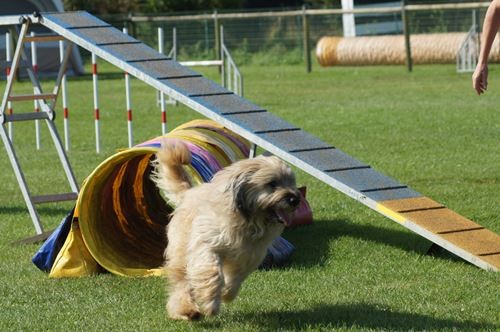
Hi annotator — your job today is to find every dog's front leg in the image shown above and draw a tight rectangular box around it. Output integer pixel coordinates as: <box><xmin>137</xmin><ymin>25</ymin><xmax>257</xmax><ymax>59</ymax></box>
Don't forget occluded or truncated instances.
<box><xmin>187</xmin><ymin>248</ymin><xmax>223</xmax><ymax>317</ymax></box>
<box><xmin>221</xmin><ymin>263</ymin><xmax>249</xmax><ymax>303</ymax></box>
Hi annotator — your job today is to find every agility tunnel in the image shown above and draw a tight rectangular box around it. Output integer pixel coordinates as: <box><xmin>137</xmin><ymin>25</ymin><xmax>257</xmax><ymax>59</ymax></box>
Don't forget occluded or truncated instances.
<box><xmin>316</xmin><ymin>33</ymin><xmax>500</xmax><ymax>66</ymax></box>
<box><xmin>33</xmin><ymin>120</ymin><xmax>310</xmax><ymax>277</ymax></box>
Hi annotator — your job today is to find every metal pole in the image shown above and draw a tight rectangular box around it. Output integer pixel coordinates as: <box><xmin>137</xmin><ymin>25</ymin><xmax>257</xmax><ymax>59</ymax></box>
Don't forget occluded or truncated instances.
<box><xmin>158</xmin><ymin>27</ymin><xmax>167</xmax><ymax>135</ymax></box>
<box><xmin>5</xmin><ymin>32</ymin><xmax>13</xmax><ymax>140</ymax></box>
<box><xmin>91</xmin><ymin>53</ymin><xmax>101</xmax><ymax>153</ymax></box>
<box><xmin>59</xmin><ymin>40</ymin><xmax>70</xmax><ymax>151</ymax></box>
<box><xmin>214</xmin><ymin>10</ymin><xmax>221</xmax><ymax>62</ymax></box>
<box><xmin>302</xmin><ymin>5</ymin><xmax>312</xmax><ymax>73</ymax></box>
<box><xmin>30</xmin><ymin>31</ymin><xmax>41</xmax><ymax>149</ymax></box>
<box><xmin>173</xmin><ymin>27</ymin><xmax>177</xmax><ymax>61</ymax></box>
<box><xmin>402</xmin><ymin>0</ymin><xmax>413</xmax><ymax>72</ymax></box>
<box><xmin>220</xmin><ymin>25</ymin><xmax>225</xmax><ymax>87</ymax></box>
<box><xmin>123</xmin><ymin>27</ymin><xmax>133</xmax><ymax>148</ymax></box>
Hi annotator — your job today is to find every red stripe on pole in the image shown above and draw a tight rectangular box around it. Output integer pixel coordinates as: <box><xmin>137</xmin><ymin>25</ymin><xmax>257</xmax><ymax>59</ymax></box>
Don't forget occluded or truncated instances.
<box><xmin>127</xmin><ymin>109</ymin><xmax>132</xmax><ymax>121</ymax></box>
<box><xmin>6</xmin><ymin>67</ymin><xmax>10</xmax><ymax>76</ymax></box>
<box><xmin>95</xmin><ymin>108</ymin><xmax>100</xmax><ymax>120</ymax></box>
<box><xmin>33</xmin><ymin>64</ymin><xmax>38</xmax><ymax>74</ymax></box>
<box><xmin>35</xmin><ymin>107</ymin><xmax>40</xmax><ymax>113</ymax></box>
<box><xmin>92</xmin><ymin>63</ymin><xmax>98</xmax><ymax>74</ymax></box>
<box><xmin>161</xmin><ymin>111</ymin><xmax>167</xmax><ymax>123</ymax></box>
<box><xmin>8</xmin><ymin>108</ymin><xmax>13</xmax><ymax>115</ymax></box>
<box><xmin>64</xmin><ymin>107</ymin><xmax>69</xmax><ymax>119</ymax></box>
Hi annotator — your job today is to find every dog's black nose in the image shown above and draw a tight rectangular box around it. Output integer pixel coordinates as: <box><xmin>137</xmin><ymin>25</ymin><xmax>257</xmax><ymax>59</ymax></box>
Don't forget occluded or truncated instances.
<box><xmin>287</xmin><ymin>193</ymin><xmax>301</xmax><ymax>207</ymax></box>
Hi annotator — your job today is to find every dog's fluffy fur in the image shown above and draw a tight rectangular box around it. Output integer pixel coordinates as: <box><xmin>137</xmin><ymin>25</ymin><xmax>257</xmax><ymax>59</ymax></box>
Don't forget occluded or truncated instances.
<box><xmin>152</xmin><ymin>139</ymin><xmax>301</xmax><ymax>320</ymax></box>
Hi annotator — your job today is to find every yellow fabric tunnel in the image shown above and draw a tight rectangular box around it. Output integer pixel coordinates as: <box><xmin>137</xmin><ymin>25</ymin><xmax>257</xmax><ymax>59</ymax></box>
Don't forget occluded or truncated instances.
<box><xmin>49</xmin><ymin>120</ymin><xmax>250</xmax><ymax>277</ymax></box>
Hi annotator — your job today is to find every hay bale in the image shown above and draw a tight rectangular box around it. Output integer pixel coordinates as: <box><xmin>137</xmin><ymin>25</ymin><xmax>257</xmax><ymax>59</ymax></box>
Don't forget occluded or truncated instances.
<box><xmin>316</xmin><ymin>33</ymin><xmax>470</xmax><ymax>66</ymax></box>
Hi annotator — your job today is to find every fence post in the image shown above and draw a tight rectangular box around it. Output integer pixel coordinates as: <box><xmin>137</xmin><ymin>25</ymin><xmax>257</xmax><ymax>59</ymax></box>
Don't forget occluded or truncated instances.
<box><xmin>402</xmin><ymin>0</ymin><xmax>413</xmax><ymax>72</ymax></box>
<box><xmin>214</xmin><ymin>10</ymin><xmax>221</xmax><ymax>61</ymax></box>
<box><xmin>302</xmin><ymin>5</ymin><xmax>312</xmax><ymax>73</ymax></box>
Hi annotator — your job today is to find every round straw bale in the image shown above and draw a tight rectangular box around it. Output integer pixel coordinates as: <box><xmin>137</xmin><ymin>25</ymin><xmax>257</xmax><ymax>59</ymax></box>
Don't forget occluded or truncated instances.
<box><xmin>316</xmin><ymin>36</ymin><xmax>342</xmax><ymax>66</ymax></box>
<box><xmin>316</xmin><ymin>33</ymin><xmax>471</xmax><ymax>66</ymax></box>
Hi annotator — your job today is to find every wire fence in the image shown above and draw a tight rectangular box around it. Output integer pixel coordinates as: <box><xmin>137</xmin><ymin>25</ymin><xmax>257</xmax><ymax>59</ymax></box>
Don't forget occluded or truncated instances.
<box><xmin>100</xmin><ymin>3</ymin><xmax>488</xmax><ymax>67</ymax></box>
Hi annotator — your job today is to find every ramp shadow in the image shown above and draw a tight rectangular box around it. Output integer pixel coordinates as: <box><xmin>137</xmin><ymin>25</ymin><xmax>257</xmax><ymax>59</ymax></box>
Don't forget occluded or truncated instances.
<box><xmin>236</xmin><ymin>303</ymin><xmax>497</xmax><ymax>331</ymax></box>
<box><xmin>282</xmin><ymin>218</ymin><xmax>431</xmax><ymax>268</ymax></box>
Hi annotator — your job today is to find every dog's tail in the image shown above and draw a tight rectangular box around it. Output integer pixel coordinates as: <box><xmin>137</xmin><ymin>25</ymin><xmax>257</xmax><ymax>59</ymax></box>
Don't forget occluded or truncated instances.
<box><xmin>151</xmin><ymin>138</ymin><xmax>193</xmax><ymax>206</ymax></box>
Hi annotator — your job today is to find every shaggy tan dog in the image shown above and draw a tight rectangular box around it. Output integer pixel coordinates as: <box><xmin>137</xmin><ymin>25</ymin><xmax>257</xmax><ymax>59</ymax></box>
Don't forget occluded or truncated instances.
<box><xmin>152</xmin><ymin>139</ymin><xmax>301</xmax><ymax>320</ymax></box>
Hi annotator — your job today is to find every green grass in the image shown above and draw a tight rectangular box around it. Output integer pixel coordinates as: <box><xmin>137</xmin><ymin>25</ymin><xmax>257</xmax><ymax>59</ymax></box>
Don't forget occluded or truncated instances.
<box><xmin>1</xmin><ymin>61</ymin><xmax>499</xmax><ymax>331</ymax></box>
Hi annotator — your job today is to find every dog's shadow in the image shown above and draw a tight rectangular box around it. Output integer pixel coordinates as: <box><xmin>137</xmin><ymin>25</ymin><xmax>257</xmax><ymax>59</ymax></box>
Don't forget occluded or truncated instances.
<box><xmin>280</xmin><ymin>218</ymin><xmax>438</xmax><ymax>268</ymax></box>
<box><xmin>228</xmin><ymin>302</ymin><xmax>496</xmax><ymax>330</ymax></box>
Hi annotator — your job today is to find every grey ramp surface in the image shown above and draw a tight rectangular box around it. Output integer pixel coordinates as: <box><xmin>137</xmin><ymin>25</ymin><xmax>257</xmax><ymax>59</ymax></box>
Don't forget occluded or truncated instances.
<box><xmin>39</xmin><ymin>10</ymin><xmax>419</xmax><ymax>206</ymax></box>
<box><xmin>32</xmin><ymin>11</ymin><xmax>500</xmax><ymax>272</ymax></box>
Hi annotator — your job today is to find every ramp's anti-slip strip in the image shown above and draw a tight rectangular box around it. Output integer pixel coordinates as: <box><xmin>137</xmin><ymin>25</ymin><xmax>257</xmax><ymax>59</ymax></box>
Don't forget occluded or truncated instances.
<box><xmin>378</xmin><ymin>197</ymin><xmax>500</xmax><ymax>270</ymax></box>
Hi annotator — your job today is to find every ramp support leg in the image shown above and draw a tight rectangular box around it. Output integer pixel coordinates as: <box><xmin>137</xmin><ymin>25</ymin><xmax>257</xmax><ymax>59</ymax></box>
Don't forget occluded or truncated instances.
<box><xmin>0</xmin><ymin>125</ymin><xmax>43</xmax><ymax>234</ymax></box>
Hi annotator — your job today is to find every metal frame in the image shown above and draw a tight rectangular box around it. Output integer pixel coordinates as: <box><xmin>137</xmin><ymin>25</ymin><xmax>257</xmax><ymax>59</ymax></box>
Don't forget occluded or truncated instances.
<box><xmin>457</xmin><ymin>24</ymin><xmax>479</xmax><ymax>73</ymax></box>
<box><xmin>0</xmin><ymin>12</ymin><xmax>496</xmax><ymax>271</ymax></box>
<box><xmin>0</xmin><ymin>15</ymin><xmax>79</xmax><ymax>235</ymax></box>
<box><xmin>158</xmin><ymin>25</ymin><xmax>243</xmax><ymax>108</ymax></box>
<box><xmin>164</xmin><ymin>25</ymin><xmax>243</xmax><ymax>98</ymax></box>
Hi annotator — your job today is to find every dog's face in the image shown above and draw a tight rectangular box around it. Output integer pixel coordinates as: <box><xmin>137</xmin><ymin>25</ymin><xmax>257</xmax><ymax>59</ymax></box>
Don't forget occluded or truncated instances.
<box><xmin>221</xmin><ymin>155</ymin><xmax>301</xmax><ymax>226</ymax></box>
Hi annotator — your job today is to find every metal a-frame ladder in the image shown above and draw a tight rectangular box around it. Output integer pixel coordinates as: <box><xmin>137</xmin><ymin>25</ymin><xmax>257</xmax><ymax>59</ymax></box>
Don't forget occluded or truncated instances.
<box><xmin>0</xmin><ymin>15</ymin><xmax>79</xmax><ymax>236</ymax></box>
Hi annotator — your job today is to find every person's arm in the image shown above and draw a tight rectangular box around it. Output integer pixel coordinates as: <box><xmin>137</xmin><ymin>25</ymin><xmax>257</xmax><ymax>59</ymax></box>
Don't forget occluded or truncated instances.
<box><xmin>472</xmin><ymin>0</ymin><xmax>500</xmax><ymax>95</ymax></box>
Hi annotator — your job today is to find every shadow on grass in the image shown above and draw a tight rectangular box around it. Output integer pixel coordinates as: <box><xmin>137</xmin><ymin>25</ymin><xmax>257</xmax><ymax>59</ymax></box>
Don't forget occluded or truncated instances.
<box><xmin>0</xmin><ymin>205</ymin><xmax>71</xmax><ymax>217</ymax></box>
<box><xmin>283</xmin><ymin>218</ymin><xmax>431</xmax><ymax>268</ymax></box>
<box><xmin>236</xmin><ymin>303</ymin><xmax>497</xmax><ymax>330</ymax></box>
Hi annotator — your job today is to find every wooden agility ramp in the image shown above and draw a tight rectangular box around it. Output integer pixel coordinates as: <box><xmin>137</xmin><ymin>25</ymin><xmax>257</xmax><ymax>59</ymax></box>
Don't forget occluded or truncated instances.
<box><xmin>1</xmin><ymin>11</ymin><xmax>498</xmax><ymax>271</ymax></box>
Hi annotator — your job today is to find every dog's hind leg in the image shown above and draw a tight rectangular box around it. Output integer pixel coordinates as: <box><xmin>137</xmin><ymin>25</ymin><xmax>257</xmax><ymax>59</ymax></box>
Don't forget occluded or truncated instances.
<box><xmin>187</xmin><ymin>249</ymin><xmax>224</xmax><ymax>317</ymax></box>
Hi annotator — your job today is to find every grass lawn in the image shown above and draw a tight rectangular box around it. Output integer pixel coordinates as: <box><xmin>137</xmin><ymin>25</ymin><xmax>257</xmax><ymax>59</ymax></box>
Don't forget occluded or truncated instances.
<box><xmin>0</xmin><ymin>61</ymin><xmax>499</xmax><ymax>331</ymax></box>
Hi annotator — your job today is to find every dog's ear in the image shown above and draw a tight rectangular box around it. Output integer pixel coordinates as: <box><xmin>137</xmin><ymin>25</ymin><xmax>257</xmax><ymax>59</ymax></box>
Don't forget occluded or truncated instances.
<box><xmin>228</xmin><ymin>172</ymin><xmax>253</xmax><ymax>219</ymax></box>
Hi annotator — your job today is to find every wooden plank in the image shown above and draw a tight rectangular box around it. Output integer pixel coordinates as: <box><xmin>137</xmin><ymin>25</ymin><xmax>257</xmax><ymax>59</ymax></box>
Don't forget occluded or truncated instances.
<box><xmin>8</xmin><ymin>93</ymin><xmax>56</xmax><ymax>101</ymax></box>
<box><xmin>479</xmin><ymin>254</ymin><xmax>500</xmax><ymax>269</ymax></box>
<box><xmin>440</xmin><ymin>228</ymin><xmax>500</xmax><ymax>257</ymax></box>
<box><xmin>32</xmin><ymin>192</ymin><xmax>78</xmax><ymax>204</ymax></box>
<box><xmin>4</xmin><ymin>112</ymin><xmax>49</xmax><ymax>122</ymax></box>
<box><xmin>404</xmin><ymin>208</ymin><xmax>484</xmax><ymax>234</ymax></box>
<box><xmin>131</xmin><ymin>59</ymin><xmax>200</xmax><ymax>79</ymax></box>
<box><xmin>329</xmin><ymin>167</ymin><xmax>406</xmax><ymax>193</ymax></box>
<box><xmin>103</xmin><ymin>43</ymin><xmax>168</xmax><ymax>62</ymax></box>
<box><xmin>363</xmin><ymin>187</ymin><xmax>421</xmax><ymax>202</ymax></box>
<box><xmin>23</xmin><ymin>35</ymin><xmax>65</xmax><ymax>43</ymax></box>
<box><xmin>225</xmin><ymin>111</ymin><xmax>298</xmax><ymax>134</ymax></box>
<box><xmin>70</xmin><ymin>26</ymin><xmax>136</xmax><ymax>46</ymax></box>
<box><xmin>382</xmin><ymin>197</ymin><xmax>486</xmax><ymax>234</ymax></box>
<box><xmin>380</xmin><ymin>197</ymin><xmax>443</xmax><ymax>212</ymax></box>
<box><xmin>180</xmin><ymin>60</ymin><xmax>223</xmax><ymax>67</ymax></box>
<box><xmin>41</xmin><ymin>11</ymin><xmax>111</xmax><ymax>29</ymax></box>
<box><xmin>161</xmin><ymin>76</ymin><xmax>230</xmax><ymax>97</ymax></box>
<box><xmin>192</xmin><ymin>94</ymin><xmax>265</xmax><ymax>115</ymax></box>
<box><xmin>294</xmin><ymin>148</ymin><xmax>367</xmax><ymax>172</ymax></box>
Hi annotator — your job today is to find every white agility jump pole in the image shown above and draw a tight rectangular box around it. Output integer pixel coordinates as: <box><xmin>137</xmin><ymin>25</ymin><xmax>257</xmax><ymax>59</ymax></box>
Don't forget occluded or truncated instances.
<box><xmin>30</xmin><ymin>31</ymin><xmax>41</xmax><ymax>150</ymax></box>
<box><xmin>5</xmin><ymin>31</ymin><xmax>13</xmax><ymax>140</ymax></box>
<box><xmin>91</xmin><ymin>53</ymin><xmax>100</xmax><ymax>153</ymax></box>
<box><xmin>122</xmin><ymin>27</ymin><xmax>134</xmax><ymax>147</ymax></box>
<box><xmin>158</xmin><ymin>27</ymin><xmax>167</xmax><ymax>135</ymax></box>
<box><xmin>59</xmin><ymin>40</ymin><xmax>70</xmax><ymax>151</ymax></box>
